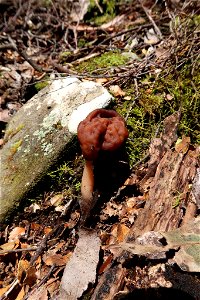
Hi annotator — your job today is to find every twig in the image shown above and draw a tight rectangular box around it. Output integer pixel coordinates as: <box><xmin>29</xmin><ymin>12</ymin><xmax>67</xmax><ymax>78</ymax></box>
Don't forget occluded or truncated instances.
<box><xmin>0</xmin><ymin>247</ymin><xmax>37</xmax><ymax>255</ymax></box>
<box><xmin>7</xmin><ymin>35</ymin><xmax>44</xmax><ymax>73</ymax></box>
<box><xmin>139</xmin><ymin>0</ymin><xmax>163</xmax><ymax>39</ymax></box>
<box><xmin>0</xmin><ymin>279</ymin><xmax>19</xmax><ymax>300</ymax></box>
<box><xmin>0</xmin><ymin>43</ymin><xmax>15</xmax><ymax>50</ymax></box>
<box><xmin>94</xmin><ymin>0</ymin><xmax>103</xmax><ymax>13</ymax></box>
<box><xmin>29</xmin><ymin>224</ymin><xmax>60</xmax><ymax>266</ymax></box>
<box><xmin>89</xmin><ymin>24</ymin><xmax>151</xmax><ymax>54</ymax></box>
<box><xmin>71</xmin><ymin>52</ymin><xmax>101</xmax><ymax>65</ymax></box>
<box><xmin>22</xmin><ymin>265</ymin><xmax>56</xmax><ymax>300</ymax></box>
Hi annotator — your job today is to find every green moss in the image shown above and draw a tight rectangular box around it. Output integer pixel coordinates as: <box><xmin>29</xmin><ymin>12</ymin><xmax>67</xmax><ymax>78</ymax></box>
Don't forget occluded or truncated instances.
<box><xmin>5</xmin><ymin>124</ymin><xmax>24</xmax><ymax>141</ymax></box>
<box><xmin>35</xmin><ymin>80</ymin><xmax>49</xmax><ymax>91</ymax></box>
<box><xmin>8</xmin><ymin>139</ymin><xmax>23</xmax><ymax>160</ymax></box>
<box><xmin>47</xmin><ymin>159</ymin><xmax>82</xmax><ymax>195</ymax></box>
<box><xmin>92</xmin><ymin>14</ymin><xmax>114</xmax><ymax>26</ymax></box>
<box><xmin>10</xmin><ymin>140</ymin><xmax>23</xmax><ymax>154</ymax></box>
<box><xmin>59</xmin><ymin>51</ymin><xmax>72</xmax><ymax>63</ymax></box>
<box><xmin>76</xmin><ymin>51</ymin><xmax>130</xmax><ymax>73</ymax></box>
<box><xmin>172</xmin><ymin>192</ymin><xmax>181</xmax><ymax>208</ymax></box>
<box><xmin>41</xmin><ymin>0</ymin><xmax>51</xmax><ymax>6</ymax></box>
<box><xmin>117</xmin><ymin>62</ymin><xmax>199</xmax><ymax>167</ymax></box>
<box><xmin>77</xmin><ymin>39</ymin><xmax>87</xmax><ymax>48</ymax></box>
<box><xmin>87</xmin><ymin>0</ymin><xmax>117</xmax><ymax>25</ymax></box>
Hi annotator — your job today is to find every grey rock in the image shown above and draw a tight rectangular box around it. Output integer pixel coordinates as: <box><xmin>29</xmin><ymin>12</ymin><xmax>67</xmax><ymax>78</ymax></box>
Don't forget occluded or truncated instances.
<box><xmin>0</xmin><ymin>77</ymin><xmax>113</xmax><ymax>222</ymax></box>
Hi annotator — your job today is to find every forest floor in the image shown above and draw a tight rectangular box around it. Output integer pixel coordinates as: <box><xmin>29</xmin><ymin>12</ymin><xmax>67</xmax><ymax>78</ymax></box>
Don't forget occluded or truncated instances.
<box><xmin>0</xmin><ymin>1</ymin><xmax>200</xmax><ymax>299</ymax></box>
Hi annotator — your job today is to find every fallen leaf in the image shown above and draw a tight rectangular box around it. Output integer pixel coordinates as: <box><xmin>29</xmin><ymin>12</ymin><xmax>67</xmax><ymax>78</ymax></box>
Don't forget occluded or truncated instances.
<box><xmin>9</xmin><ymin>227</ymin><xmax>25</xmax><ymax>241</ymax></box>
<box><xmin>100</xmin><ymin>15</ymin><xmax>125</xmax><ymax>30</ymax></box>
<box><xmin>162</xmin><ymin>216</ymin><xmax>200</xmax><ymax>272</ymax></box>
<box><xmin>17</xmin><ymin>260</ymin><xmax>37</xmax><ymax>286</ymax></box>
<box><xmin>116</xmin><ymin>224</ymin><xmax>130</xmax><ymax>242</ymax></box>
<box><xmin>95</xmin><ymin>78</ymin><xmax>108</xmax><ymax>84</ymax></box>
<box><xmin>109</xmin><ymin>85</ymin><xmax>126</xmax><ymax>97</ymax></box>
<box><xmin>44</xmin><ymin>253</ymin><xmax>70</xmax><ymax>267</ymax></box>
<box><xmin>192</xmin><ymin>167</ymin><xmax>200</xmax><ymax>208</ymax></box>
<box><xmin>109</xmin><ymin>217</ymin><xmax>200</xmax><ymax>272</ymax></box>
<box><xmin>31</xmin><ymin>222</ymin><xmax>42</xmax><ymax>231</ymax></box>
<box><xmin>46</xmin><ymin>279</ymin><xmax>60</xmax><ymax>297</ymax></box>
<box><xmin>123</xmin><ymin>96</ymin><xmax>131</xmax><ymax>100</ymax></box>
<box><xmin>24</xmin><ymin>203</ymin><xmax>41</xmax><ymax>213</ymax></box>
<box><xmin>144</xmin><ymin>28</ymin><xmax>159</xmax><ymax>44</ymax></box>
<box><xmin>175</xmin><ymin>136</ymin><xmax>190</xmax><ymax>154</ymax></box>
<box><xmin>50</xmin><ymin>194</ymin><xmax>64</xmax><ymax>206</ymax></box>
<box><xmin>0</xmin><ymin>284</ymin><xmax>11</xmax><ymax>297</ymax></box>
<box><xmin>59</xmin><ymin>228</ymin><xmax>101</xmax><ymax>299</ymax></box>
<box><xmin>98</xmin><ymin>254</ymin><xmax>113</xmax><ymax>274</ymax></box>
<box><xmin>44</xmin><ymin>227</ymin><xmax>52</xmax><ymax>234</ymax></box>
<box><xmin>0</xmin><ymin>241</ymin><xmax>16</xmax><ymax>251</ymax></box>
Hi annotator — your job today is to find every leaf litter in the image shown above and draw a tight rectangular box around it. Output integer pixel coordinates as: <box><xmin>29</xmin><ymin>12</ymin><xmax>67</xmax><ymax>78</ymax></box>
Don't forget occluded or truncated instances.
<box><xmin>0</xmin><ymin>0</ymin><xmax>200</xmax><ymax>299</ymax></box>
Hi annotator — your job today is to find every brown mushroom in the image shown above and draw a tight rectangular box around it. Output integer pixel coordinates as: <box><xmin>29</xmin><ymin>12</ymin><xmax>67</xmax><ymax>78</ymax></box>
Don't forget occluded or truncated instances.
<box><xmin>77</xmin><ymin>108</ymin><xmax>129</xmax><ymax>224</ymax></box>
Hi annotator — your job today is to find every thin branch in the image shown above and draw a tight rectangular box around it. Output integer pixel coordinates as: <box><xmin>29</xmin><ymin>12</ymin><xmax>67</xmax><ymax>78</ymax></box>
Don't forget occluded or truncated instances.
<box><xmin>0</xmin><ymin>247</ymin><xmax>37</xmax><ymax>255</ymax></box>
<box><xmin>139</xmin><ymin>0</ymin><xmax>163</xmax><ymax>39</ymax></box>
<box><xmin>7</xmin><ymin>35</ymin><xmax>45</xmax><ymax>73</ymax></box>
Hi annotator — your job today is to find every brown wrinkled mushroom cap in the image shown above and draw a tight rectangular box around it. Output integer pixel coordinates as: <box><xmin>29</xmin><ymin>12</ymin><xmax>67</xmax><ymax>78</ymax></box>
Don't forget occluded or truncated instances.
<box><xmin>77</xmin><ymin>109</ymin><xmax>129</xmax><ymax>160</ymax></box>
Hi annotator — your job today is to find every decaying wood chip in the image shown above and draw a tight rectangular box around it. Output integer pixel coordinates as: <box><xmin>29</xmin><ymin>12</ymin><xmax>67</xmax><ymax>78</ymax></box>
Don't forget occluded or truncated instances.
<box><xmin>91</xmin><ymin>264</ymin><xmax>126</xmax><ymax>300</ymax></box>
<box><xmin>132</xmin><ymin>140</ymin><xmax>199</xmax><ymax>236</ymax></box>
<box><xmin>59</xmin><ymin>228</ymin><xmax>100</xmax><ymax>300</ymax></box>
<box><xmin>140</xmin><ymin>110</ymin><xmax>181</xmax><ymax>187</ymax></box>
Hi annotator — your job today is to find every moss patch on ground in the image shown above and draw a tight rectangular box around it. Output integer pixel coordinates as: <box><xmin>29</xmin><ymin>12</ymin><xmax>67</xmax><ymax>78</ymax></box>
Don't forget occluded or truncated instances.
<box><xmin>117</xmin><ymin>62</ymin><xmax>199</xmax><ymax>167</ymax></box>
<box><xmin>86</xmin><ymin>0</ymin><xmax>117</xmax><ymax>26</ymax></box>
<box><xmin>74</xmin><ymin>51</ymin><xmax>130</xmax><ymax>73</ymax></box>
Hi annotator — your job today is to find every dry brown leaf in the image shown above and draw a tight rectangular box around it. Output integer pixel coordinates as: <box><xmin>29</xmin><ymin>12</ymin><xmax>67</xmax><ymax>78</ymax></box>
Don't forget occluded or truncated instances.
<box><xmin>46</xmin><ymin>279</ymin><xmax>60</xmax><ymax>297</ymax></box>
<box><xmin>98</xmin><ymin>254</ymin><xmax>113</xmax><ymax>275</ymax></box>
<box><xmin>17</xmin><ymin>260</ymin><xmax>30</xmax><ymax>282</ymax></box>
<box><xmin>117</xmin><ymin>224</ymin><xmax>130</xmax><ymax>242</ymax></box>
<box><xmin>0</xmin><ymin>284</ymin><xmax>11</xmax><ymax>297</ymax></box>
<box><xmin>9</xmin><ymin>227</ymin><xmax>25</xmax><ymax>241</ymax></box>
<box><xmin>31</xmin><ymin>222</ymin><xmax>42</xmax><ymax>231</ymax></box>
<box><xmin>100</xmin><ymin>15</ymin><xmax>125</xmax><ymax>30</ymax></box>
<box><xmin>17</xmin><ymin>260</ymin><xmax>37</xmax><ymax>286</ymax></box>
<box><xmin>20</xmin><ymin>242</ymin><xmax>30</xmax><ymax>249</ymax></box>
<box><xmin>0</xmin><ymin>241</ymin><xmax>16</xmax><ymax>251</ymax></box>
<box><xmin>44</xmin><ymin>227</ymin><xmax>52</xmax><ymax>234</ymax></box>
<box><xmin>27</xmin><ymin>203</ymin><xmax>41</xmax><ymax>213</ymax></box>
<box><xmin>44</xmin><ymin>254</ymin><xmax>70</xmax><ymax>267</ymax></box>
<box><xmin>109</xmin><ymin>85</ymin><xmax>126</xmax><ymax>97</ymax></box>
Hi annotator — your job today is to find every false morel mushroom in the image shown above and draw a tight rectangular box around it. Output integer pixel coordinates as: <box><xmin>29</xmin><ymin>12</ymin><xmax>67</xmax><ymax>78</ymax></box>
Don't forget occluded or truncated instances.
<box><xmin>77</xmin><ymin>108</ymin><xmax>129</xmax><ymax>224</ymax></box>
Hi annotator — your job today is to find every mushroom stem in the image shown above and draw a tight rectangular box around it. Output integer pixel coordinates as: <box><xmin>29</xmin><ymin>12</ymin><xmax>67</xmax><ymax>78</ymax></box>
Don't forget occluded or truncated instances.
<box><xmin>80</xmin><ymin>160</ymin><xmax>95</xmax><ymax>223</ymax></box>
